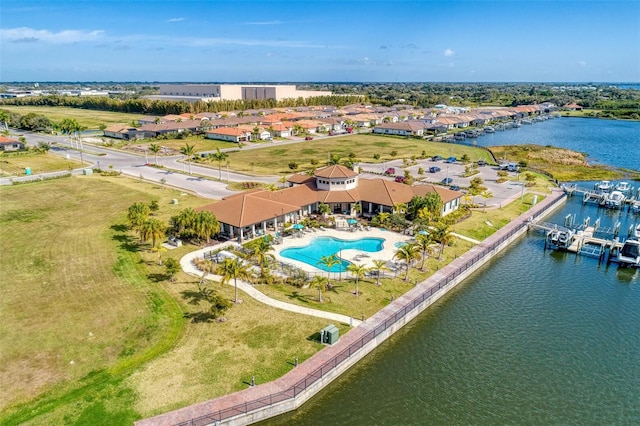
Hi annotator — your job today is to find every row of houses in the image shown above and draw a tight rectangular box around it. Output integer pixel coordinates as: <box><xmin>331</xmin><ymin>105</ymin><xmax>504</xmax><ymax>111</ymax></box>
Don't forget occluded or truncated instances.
<box><xmin>103</xmin><ymin>103</ymin><xmax>558</xmax><ymax>142</ymax></box>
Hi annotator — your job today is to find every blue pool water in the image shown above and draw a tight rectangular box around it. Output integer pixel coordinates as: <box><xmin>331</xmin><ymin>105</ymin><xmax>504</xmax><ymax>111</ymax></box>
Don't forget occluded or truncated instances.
<box><xmin>280</xmin><ymin>236</ymin><xmax>385</xmax><ymax>272</ymax></box>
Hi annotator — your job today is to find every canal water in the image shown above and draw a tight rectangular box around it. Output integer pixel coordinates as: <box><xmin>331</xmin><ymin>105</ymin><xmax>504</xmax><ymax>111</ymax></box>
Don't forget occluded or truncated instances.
<box><xmin>267</xmin><ymin>118</ymin><xmax>640</xmax><ymax>425</ymax></box>
<box><xmin>474</xmin><ymin>116</ymin><xmax>639</xmax><ymax>172</ymax></box>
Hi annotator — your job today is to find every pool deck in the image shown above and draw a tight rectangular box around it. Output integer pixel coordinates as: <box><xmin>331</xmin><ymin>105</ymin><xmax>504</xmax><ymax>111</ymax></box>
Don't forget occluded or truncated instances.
<box><xmin>275</xmin><ymin>225</ymin><xmax>414</xmax><ymax>275</ymax></box>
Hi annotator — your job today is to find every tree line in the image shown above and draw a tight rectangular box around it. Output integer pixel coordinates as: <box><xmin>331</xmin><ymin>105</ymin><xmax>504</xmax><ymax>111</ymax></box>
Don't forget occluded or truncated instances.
<box><xmin>0</xmin><ymin>93</ymin><xmax>367</xmax><ymax>116</ymax></box>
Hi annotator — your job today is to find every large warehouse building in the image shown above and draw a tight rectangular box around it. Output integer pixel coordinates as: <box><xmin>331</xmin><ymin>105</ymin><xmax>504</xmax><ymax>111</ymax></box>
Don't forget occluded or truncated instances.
<box><xmin>151</xmin><ymin>84</ymin><xmax>332</xmax><ymax>102</ymax></box>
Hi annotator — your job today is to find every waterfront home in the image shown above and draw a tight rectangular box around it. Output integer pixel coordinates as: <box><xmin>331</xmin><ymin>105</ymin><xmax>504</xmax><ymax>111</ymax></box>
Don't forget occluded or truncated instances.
<box><xmin>199</xmin><ymin>165</ymin><xmax>462</xmax><ymax>241</ymax></box>
<box><xmin>372</xmin><ymin>121</ymin><xmax>427</xmax><ymax>137</ymax></box>
<box><xmin>103</xmin><ymin>124</ymin><xmax>142</xmax><ymax>140</ymax></box>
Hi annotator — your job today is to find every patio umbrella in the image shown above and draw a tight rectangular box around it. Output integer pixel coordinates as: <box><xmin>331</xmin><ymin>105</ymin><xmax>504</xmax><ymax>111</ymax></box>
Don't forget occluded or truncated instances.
<box><xmin>347</xmin><ymin>219</ymin><xmax>358</xmax><ymax>225</ymax></box>
<box><xmin>418</xmin><ymin>230</ymin><xmax>429</xmax><ymax>235</ymax></box>
<box><xmin>293</xmin><ymin>223</ymin><xmax>304</xmax><ymax>230</ymax></box>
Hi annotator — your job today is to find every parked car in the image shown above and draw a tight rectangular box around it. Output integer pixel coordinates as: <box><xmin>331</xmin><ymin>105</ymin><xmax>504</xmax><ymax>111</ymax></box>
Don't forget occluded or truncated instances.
<box><xmin>429</xmin><ymin>166</ymin><xmax>441</xmax><ymax>173</ymax></box>
<box><xmin>305</xmin><ymin>136</ymin><xmax>314</xmax><ymax>140</ymax></box>
<box><xmin>384</xmin><ymin>167</ymin><xmax>396</xmax><ymax>175</ymax></box>
<box><xmin>445</xmin><ymin>156</ymin><xmax>457</xmax><ymax>163</ymax></box>
<box><xmin>432</xmin><ymin>155</ymin><xmax>443</xmax><ymax>161</ymax></box>
<box><xmin>450</xmin><ymin>185</ymin><xmax>461</xmax><ymax>191</ymax></box>
<box><xmin>441</xmin><ymin>177</ymin><xmax>453</xmax><ymax>184</ymax></box>
<box><xmin>477</xmin><ymin>159</ymin><xmax>487</xmax><ymax>166</ymax></box>
<box><xmin>395</xmin><ymin>176</ymin><xmax>406</xmax><ymax>183</ymax></box>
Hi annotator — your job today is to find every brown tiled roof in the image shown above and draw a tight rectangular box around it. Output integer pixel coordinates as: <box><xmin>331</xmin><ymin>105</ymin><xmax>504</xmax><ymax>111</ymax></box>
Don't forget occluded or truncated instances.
<box><xmin>0</xmin><ymin>136</ymin><xmax>19</xmax><ymax>143</ymax></box>
<box><xmin>198</xmin><ymin>174</ymin><xmax>463</xmax><ymax>229</ymax></box>
<box><xmin>412</xmin><ymin>183</ymin><xmax>462</xmax><ymax>203</ymax></box>
<box><xmin>358</xmin><ymin>179</ymin><xmax>416</xmax><ymax>206</ymax></box>
<box><xmin>287</xmin><ymin>174</ymin><xmax>314</xmax><ymax>184</ymax></box>
<box><xmin>313</xmin><ymin>165</ymin><xmax>358</xmax><ymax>179</ymax></box>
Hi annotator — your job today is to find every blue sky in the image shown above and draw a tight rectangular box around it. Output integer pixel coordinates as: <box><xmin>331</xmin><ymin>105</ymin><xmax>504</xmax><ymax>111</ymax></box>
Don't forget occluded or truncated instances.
<box><xmin>1</xmin><ymin>0</ymin><xmax>639</xmax><ymax>82</ymax></box>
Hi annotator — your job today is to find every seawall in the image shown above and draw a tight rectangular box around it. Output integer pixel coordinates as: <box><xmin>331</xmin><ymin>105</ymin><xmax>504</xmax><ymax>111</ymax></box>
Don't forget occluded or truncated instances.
<box><xmin>136</xmin><ymin>189</ymin><xmax>567</xmax><ymax>426</ymax></box>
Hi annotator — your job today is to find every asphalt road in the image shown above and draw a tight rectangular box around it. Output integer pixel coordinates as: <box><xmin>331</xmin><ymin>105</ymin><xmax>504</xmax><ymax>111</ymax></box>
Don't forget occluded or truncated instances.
<box><xmin>8</xmin><ymin>129</ymin><xmax>524</xmax><ymax>206</ymax></box>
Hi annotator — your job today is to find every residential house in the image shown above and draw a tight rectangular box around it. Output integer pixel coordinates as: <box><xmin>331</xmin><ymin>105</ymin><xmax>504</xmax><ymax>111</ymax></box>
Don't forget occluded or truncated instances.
<box><xmin>206</xmin><ymin>127</ymin><xmax>251</xmax><ymax>143</ymax></box>
<box><xmin>103</xmin><ymin>124</ymin><xmax>141</xmax><ymax>140</ymax></box>
<box><xmin>372</xmin><ymin>121</ymin><xmax>427</xmax><ymax>137</ymax></box>
<box><xmin>0</xmin><ymin>136</ymin><xmax>25</xmax><ymax>151</ymax></box>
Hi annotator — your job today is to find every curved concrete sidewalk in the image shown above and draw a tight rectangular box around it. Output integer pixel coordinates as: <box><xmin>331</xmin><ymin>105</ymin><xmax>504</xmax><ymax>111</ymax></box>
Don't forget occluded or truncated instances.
<box><xmin>180</xmin><ymin>247</ymin><xmax>361</xmax><ymax>326</ymax></box>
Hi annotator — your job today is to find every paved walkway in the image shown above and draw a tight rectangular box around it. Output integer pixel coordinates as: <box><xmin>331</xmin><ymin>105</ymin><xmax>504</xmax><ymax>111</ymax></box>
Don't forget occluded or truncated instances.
<box><xmin>180</xmin><ymin>246</ymin><xmax>361</xmax><ymax>326</ymax></box>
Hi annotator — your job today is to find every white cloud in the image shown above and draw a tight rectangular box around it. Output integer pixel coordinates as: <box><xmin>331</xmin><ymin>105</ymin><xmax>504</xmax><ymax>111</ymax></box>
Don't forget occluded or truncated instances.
<box><xmin>167</xmin><ymin>17</ymin><xmax>185</xmax><ymax>22</ymax></box>
<box><xmin>578</xmin><ymin>61</ymin><xmax>587</xmax><ymax>67</ymax></box>
<box><xmin>444</xmin><ymin>48</ymin><xmax>455</xmax><ymax>57</ymax></box>
<box><xmin>1</xmin><ymin>27</ymin><xmax>104</xmax><ymax>44</ymax></box>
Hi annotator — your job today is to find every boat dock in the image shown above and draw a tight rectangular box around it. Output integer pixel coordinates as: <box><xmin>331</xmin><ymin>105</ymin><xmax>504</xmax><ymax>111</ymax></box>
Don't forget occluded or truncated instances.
<box><xmin>561</xmin><ymin>183</ymin><xmax>640</xmax><ymax>211</ymax></box>
<box><xmin>529</xmin><ymin>217</ymin><xmax>632</xmax><ymax>262</ymax></box>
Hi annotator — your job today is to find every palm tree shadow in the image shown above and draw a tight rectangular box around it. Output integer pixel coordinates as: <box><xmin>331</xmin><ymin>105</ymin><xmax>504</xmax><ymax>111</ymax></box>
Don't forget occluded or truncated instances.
<box><xmin>111</xmin><ymin>232</ymin><xmax>139</xmax><ymax>253</ymax></box>
<box><xmin>148</xmin><ymin>273</ymin><xmax>170</xmax><ymax>283</ymax></box>
<box><xmin>183</xmin><ymin>311</ymin><xmax>216</xmax><ymax>323</ymax></box>
<box><xmin>181</xmin><ymin>289</ymin><xmax>209</xmax><ymax>305</ymax></box>
<box><xmin>286</xmin><ymin>291</ymin><xmax>311</xmax><ymax>304</ymax></box>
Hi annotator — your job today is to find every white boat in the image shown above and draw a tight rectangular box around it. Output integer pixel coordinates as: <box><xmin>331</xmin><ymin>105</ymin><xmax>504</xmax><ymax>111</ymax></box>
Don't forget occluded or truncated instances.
<box><xmin>605</xmin><ymin>191</ymin><xmax>626</xmax><ymax>209</ymax></box>
<box><xmin>549</xmin><ymin>228</ymin><xmax>575</xmax><ymax>250</ymax></box>
<box><xmin>633</xmin><ymin>201</ymin><xmax>640</xmax><ymax>214</ymax></box>
<box><xmin>594</xmin><ymin>180</ymin><xmax>613</xmax><ymax>192</ymax></box>
<box><xmin>635</xmin><ymin>224</ymin><xmax>640</xmax><ymax>239</ymax></box>
<box><xmin>616</xmin><ymin>239</ymin><xmax>640</xmax><ymax>267</ymax></box>
<box><xmin>484</xmin><ymin>126</ymin><xmax>495</xmax><ymax>133</ymax></box>
<box><xmin>615</xmin><ymin>181</ymin><xmax>631</xmax><ymax>193</ymax></box>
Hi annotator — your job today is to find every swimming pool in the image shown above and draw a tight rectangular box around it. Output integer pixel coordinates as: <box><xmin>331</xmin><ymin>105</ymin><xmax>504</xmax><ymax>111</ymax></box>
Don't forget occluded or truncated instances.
<box><xmin>280</xmin><ymin>236</ymin><xmax>385</xmax><ymax>272</ymax></box>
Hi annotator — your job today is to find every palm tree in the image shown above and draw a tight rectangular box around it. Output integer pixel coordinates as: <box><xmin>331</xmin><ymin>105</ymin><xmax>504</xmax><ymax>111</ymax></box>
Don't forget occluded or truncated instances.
<box><xmin>0</xmin><ymin>109</ymin><xmax>9</xmax><ymax>131</ymax></box>
<box><xmin>480</xmin><ymin>189</ymin><xmax>493</xmax><ymax>212</ymax></box>
<box><xmin>180</xmin><ymin>143</ymin><xmax>195</xmax><ymax>174</ymax></box>
<box><xmin>148</xmin><ymin>143</ymin><xmax>161</xmax><ymax>165</ymax></box>
<box><xmin>318</xmin><ymin>254</ymin><xmax>340</xmax><ymax>280</ymax></box>
<box><xmin>377</xmin><ymin>212</ymin><xmax>391</xmax><ymax>227</ymax></box>
<box><xmin>318</xmin><ymin>203</ymin><xmax>331</xmax><ymax>218</ymax></box>
<box><xmin>140</xmin><ymin>218</ymin><xmax>167</xmax><ymax>249</ymax></box>
<box><xmin>431</xmin><ymin>221</ymin><xmax>456</xmax><ymax>260</ymax></box>
<box><xmin>394</xmin><ymin>243</ymin><xmax>420</xmax><ymax>281</ymax></box>
<box><xmin>194</xmin><ymin>211</ymin><xmax>220</xmax><ymax>244</ymax></box>
<box><xmin>252</xmin><ymin>238</ymin><xmax>275</xmax><ymax>281</ymax></box>
<box><xmin>127</xmin><ymin>202</ymin><xmax>150</xmax><ymax>232</ymax></box>
<box><xmin>347</xmin><ymin>263</ymin><xmax>367</xmax><ymax>296</ymax></box>
<box><xmin>211</xmin><ymin>148</ymin><xmax>228</xmax><ymax>180</ymax></box>
<box><xmin>265</xmin><ymin>183</ymin><xmax>278</xmax><ymax>191</ymax></box>
<box><xmin>279</xmin><ymin>175</ymin><xmax>288</xmax><ymax>189</ymax></box>
<box><xmin>220</xmin><ymin>257</ymin><xmax>251</xmax><ymax>303</ymax></box>
<box><xmin>370</xmin><ymin>259</ymin><xmax>389</xmax><ymax>286</ymax></box>
<box><xmin>415</xmin><ymin>233</ymin><xmax>435</xmax><ymax>271</ymax></box>
<box><xmin>311</xmin><ymin>275</ymin><xmax>328</xmax><ymax>303</ymax></box>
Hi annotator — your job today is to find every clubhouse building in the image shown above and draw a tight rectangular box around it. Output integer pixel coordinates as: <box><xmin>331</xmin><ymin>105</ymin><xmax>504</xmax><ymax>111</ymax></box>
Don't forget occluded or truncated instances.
<box><xmin>199</xmin><ymin>165</ymin><xmax>463</xmax><ymax>241</ymax></box>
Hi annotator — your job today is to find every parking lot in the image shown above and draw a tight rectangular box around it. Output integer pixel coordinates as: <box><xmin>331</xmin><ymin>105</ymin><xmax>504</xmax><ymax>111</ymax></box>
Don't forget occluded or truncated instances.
<box><xmin>358</xmin><ymin>157</ymin><xmax>528</xmax><ymax>208</ymax></box>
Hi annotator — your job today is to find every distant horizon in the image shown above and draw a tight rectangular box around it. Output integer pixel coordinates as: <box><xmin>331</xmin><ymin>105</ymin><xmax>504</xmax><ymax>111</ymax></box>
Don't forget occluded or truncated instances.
<box><xmin>2</xmin><ymin>1</ymin><xmax>638</xmax><ymax>83</ymax></box>
<box><xmin>2</xmin><ymin>81</ymin><xmax>639</xmax><ymax>85</ymax></box>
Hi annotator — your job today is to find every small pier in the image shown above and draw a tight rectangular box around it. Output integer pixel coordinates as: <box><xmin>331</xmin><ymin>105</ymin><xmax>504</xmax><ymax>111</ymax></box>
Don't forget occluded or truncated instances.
<box><xmin>562</xmin><ymin>183</ymin><xmax>640</xmax><ymax>211</ymax></box>
<box><xmin>529</xmin><ymin>215</ymin><xmax>635</xmax><ymax>263</ymax></box>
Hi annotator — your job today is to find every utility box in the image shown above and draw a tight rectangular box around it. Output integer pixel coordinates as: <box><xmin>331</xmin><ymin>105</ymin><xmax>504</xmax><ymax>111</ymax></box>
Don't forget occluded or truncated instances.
<box><xmin>320</xmin><ymin>324</ymin><xmax>339</xmax><ymax>345</ymax></box>
<box><xmin>25</xmin><ymin>167</ymin><xmax>32</xmax><ymax>175</ymax></box>
<box><xmin>83</xmin><ymin>169</ymin><xmax>93</xmax><ymax>175</ymax></box>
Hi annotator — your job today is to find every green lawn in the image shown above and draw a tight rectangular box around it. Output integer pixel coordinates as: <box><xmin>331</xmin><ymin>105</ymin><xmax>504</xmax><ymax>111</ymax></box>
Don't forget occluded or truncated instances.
<box><xmin>217</xmin><ymin>134</ymin><xmax>494</xmax><ymax>175</ymax></box>
<box><xmin>0</xmin><ymin>106</ymin><xmax>143</xmax><ymax>130</ymax></box>
<box><xmin>0</xmin><ymin>151</ymin><xmax>82</xmax><ymax>176</ymax></box>
<box><xmin>0</xmin><ymin>176</ymin><xmax>344</xmax><ymax>424</ymax></box>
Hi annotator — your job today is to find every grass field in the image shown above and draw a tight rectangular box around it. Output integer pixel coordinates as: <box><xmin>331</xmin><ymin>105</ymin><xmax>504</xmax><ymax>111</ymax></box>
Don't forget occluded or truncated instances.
<box><xmin>0</xmin><ymin>176</ymin><xmax>346</xmax><ymax>424</ymax></box>
<box><xmin>487</xmin><ymin>144</ymin><xmax>637</xmax><ymax>181</ymax></box>
<box><xmin>0</xmin><ymin>106</ymin><xmax>142</xmax><ymax>130</ymax></box>
<box><xmin>216</xmin><ymin>134</ymin><xmax>494</xmax><ymax>175</ymax></box>
<box><xmin>114</xmin><ymin>134</ymin><xmax>237</xmax><ymax>154</ymax></box>
<box><xmin>0</xmin><ymin>152</ymin><xmax>82</xmax><ymax>176</ymax></box>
